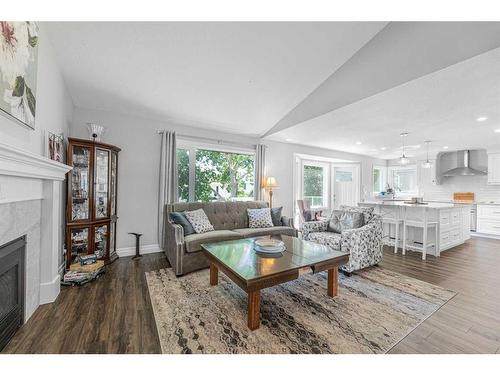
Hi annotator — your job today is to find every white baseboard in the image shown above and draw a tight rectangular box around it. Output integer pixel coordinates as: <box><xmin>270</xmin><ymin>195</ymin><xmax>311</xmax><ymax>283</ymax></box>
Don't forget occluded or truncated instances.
<box><xmin>116</xmin><ymin>243</ymin><xmax>162</xmax><ymax>257</ymax></box>
<box><xmin>40</xmin><ymin>274</ymin><xmax>60</xmax><ymax>305</ymax></box>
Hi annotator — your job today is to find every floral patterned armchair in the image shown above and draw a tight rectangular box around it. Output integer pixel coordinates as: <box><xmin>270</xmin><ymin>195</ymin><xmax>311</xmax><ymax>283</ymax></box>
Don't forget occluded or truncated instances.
<box><xmin>301</xmin><ymin>205</ymin><xmax>383</xmax><ymax>274</ymax></box>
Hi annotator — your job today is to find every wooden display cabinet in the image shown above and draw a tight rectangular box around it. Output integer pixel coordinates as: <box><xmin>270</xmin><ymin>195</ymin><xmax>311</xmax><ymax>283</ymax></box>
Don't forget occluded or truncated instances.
<box><xmin>65</xmin><ymin>138</ymin><xmax>121</xmax><ymax>269</ymax></box>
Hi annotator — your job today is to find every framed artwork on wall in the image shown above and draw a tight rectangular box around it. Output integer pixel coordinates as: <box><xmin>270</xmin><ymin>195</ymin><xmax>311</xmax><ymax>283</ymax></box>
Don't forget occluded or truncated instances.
<box><xmin>0</xmin><ymin>21</ymin><xmax>39</xmax><ymax>129</ymax></box>
<box><xmin>46</xmin><ymin>131</ymin><xmax>64</xmax><ymax>163</ymax></box>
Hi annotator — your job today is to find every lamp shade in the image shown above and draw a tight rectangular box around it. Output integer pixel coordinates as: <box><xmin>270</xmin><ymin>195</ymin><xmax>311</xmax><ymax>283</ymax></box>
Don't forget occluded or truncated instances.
<box><xmin>264</xmin><ymin>176</ymin><xmax>279</xmax><ymax>189</ymax></box>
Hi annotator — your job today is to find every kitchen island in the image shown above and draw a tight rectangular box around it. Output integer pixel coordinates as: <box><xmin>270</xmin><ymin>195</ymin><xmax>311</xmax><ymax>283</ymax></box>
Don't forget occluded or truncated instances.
<box><xmin>360</xmin><ymin>201</ymin><xmax>472</xmax><ymax>257</ymax></box>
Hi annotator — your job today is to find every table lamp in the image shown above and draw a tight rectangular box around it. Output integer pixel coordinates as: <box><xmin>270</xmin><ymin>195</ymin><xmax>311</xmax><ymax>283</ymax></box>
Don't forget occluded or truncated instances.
<box><xmin>264</xmin><ymin>176</ymin><xmax>279</xmax><ymax>208</ymax></box>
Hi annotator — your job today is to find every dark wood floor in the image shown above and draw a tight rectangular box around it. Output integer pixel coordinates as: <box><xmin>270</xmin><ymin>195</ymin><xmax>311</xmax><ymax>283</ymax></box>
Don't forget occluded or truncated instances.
<box><xmin>3</xmin><ymin>236</ymin><xmax>500</xmax><ymax>354</ymax></box>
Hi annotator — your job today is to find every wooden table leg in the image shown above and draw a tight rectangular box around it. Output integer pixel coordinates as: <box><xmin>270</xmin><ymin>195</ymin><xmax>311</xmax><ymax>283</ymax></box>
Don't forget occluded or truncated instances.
<box><xmin>327</xmin><ymin>268</ymin><xmax>339</xmax><ymax>297</ymax></box>
<box><xmin>247</xmin><ymin>290</ymin><xmax>261</xmax><ymax>330</ymax></box>
<box><xmin>210</xmin><ymin>263</ymin><xmax>218</xmax><ymax>286</ymax></box>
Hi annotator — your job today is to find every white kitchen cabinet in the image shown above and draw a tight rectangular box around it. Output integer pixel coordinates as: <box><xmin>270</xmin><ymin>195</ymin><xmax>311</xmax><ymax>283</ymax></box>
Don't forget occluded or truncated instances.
<box><xmin>477</xmin><ymin>204</ymin><xmax>500</xmax><ymax>236</ymax></box>
<box><xmin>487</xmin><ymin>153</ymin><xmax>500</xmax><ymax>185</ymax></box>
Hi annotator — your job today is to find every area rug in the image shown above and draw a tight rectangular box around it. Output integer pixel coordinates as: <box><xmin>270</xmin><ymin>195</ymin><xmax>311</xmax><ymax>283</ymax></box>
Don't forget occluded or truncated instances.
<box><xmin>145</xmin><ymin>266</ymin><xmax>456</xmax><ymax>354</ymax></box>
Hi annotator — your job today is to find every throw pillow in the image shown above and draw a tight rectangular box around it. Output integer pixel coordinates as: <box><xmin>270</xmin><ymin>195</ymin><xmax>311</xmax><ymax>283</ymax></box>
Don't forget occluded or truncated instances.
<box><xmin>169</xmin><ymin>212</ymin><xmax>195</xmax><ymax>236</ymax></box>
<box><xmin>340</xmin><ymin>205</ymin><xmax>375</xmax><ymax>224</ymax></box>
<box><xmin>247</xmin><ymin>208</ymin><xmax>274</xmax><ymax>228</ymax></box>
<box><xmin>327</xmin><ymin>210</ymin><xmax>344</xmax><ymax>233</ymax></box>
<box><xmin>270</xmin><ymin>206</ymin><xmax>283</xmax><ymax>226</ymax></box>
<box><xmin>184</xmin><ymin>209</ymin><xmax>214</xmax><ymax>234</ymax></box>
<box><xmin>327</xmin><ymin>210</ymin><xmax>364</xmax><ymax>233</ymax></box>
<box><xmin>341</xmin><ymin>211</ymin><xmax>364</xmax><ymax>230</ymax></box>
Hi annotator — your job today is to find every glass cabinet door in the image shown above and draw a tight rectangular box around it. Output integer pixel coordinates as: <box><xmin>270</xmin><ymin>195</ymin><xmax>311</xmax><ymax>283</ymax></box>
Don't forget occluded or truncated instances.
<box><xmin>93</xmin><ymin>224</ymin><xmax>109</xmax><ymax>259</ymax></box>
<box><xmin>110</xmin><ymin>152</ymin><xmax>117</xmax><ymax>217</ymax></box>
<box><xmin>69</xmin><ymin>227</ymin><xmax>90</xmax><ymax>265</ymax></box>
<box><xmin>94</xmin><ymin>148</ymin><xmax>110</xmax><ymax>219</ymax></box>
<box><xmin>109</xmin><ymin>221</ymin><xmax>116</xmax><ymax>256</ymax></box>
<box><xmin>70</xmin><ymin>145</ymin><xmax>91</xmax><ymax>221</ymax></box>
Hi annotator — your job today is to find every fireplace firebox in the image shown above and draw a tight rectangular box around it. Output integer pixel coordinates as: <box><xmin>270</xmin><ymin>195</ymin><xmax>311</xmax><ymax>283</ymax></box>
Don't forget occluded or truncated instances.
<box><xmin>0</xmin><ymin>236</ymin><xmax>25</xmax><ymax>352</ymax></box>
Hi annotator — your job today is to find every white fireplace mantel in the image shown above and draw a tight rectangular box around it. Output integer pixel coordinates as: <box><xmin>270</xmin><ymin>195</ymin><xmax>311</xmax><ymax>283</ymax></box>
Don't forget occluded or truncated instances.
<box><xmin>0</xmin><ymin>142</ymin><xmax>71</xmax><ymax>181</ymax></box>
<box><xmin>0</xmin><ymin>141</ymin><xmax>72</xmax><ymax>319</ymax></box>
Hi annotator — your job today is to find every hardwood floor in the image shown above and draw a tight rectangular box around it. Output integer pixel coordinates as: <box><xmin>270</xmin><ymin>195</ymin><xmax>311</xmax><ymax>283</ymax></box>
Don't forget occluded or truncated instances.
<box><xmin>3</xmin><ymin>236</ymin><xmax>500</xmax><ymax>354</ymax></box>
<box><xmin>3</xmin><ymin>254</ymin><xmax>167</xmax><ymax>354</ymax></box>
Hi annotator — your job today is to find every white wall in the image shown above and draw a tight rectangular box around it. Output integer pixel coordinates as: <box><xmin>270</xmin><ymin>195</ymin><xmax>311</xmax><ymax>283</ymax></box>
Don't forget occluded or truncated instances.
<box><xmin>0</xmin><ymin>24</ymin><xmax>74</xmax><ymax>268</ymax></box>
<box><xmin>0</xmin><ymin>25</ymin><xmax>73</xmax><ymax>155</ymax></box>
<box><xmin>263</xmin><ymin>140</ymin><xmax>386</xmax><ymax>218</ymax></box>
<box><xmin>70</xmin><ymin>107</ymin><xmax>259</xmax><ymax>250</ymax></box>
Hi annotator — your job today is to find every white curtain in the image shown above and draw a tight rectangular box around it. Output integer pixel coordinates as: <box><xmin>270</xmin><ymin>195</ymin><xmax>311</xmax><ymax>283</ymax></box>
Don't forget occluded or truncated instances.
<box><xmin>254</xmin><ymin>143</ymin><xmax>266</xmax><ymax>201</ymax></box>
<box><xmin>158</xmin><ymin>131</ymin><xmax>178</xmax><ymax>249</ymax></box>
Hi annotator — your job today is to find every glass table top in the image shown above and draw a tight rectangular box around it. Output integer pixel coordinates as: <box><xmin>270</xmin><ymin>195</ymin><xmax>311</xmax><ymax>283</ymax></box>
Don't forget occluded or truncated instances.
<box><xmin>201</xmin><ymin>235</ymin><xmax>347</xmax><ymax>281</ymax></box>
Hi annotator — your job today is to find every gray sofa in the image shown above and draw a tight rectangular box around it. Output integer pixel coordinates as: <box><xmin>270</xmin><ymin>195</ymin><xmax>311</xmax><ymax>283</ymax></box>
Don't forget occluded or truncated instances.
<box><xmin>164</xmin><ymin>201</ymin><xmax>297</xmax><ymax>276</ymax></box>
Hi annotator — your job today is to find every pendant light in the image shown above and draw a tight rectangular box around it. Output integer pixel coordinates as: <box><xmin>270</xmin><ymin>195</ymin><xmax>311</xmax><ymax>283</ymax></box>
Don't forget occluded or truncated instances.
<box><xmin>399</xmin><ymin>132</ymin><xmax>409</xmax><ymax>165</ymax></box>
<box><xmin>422</xmin><ymin>140</ymin><xmax>432</xmax><ymax>169</ymax></box>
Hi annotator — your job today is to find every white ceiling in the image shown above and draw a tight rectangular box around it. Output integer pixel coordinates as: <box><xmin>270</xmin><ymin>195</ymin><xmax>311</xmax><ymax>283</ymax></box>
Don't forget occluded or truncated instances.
<box><xmin>44</xmin><ymin>22</ymin><xmax>386</xmax><ymax>136</ymax></box>
<box><xmin>267</xmin><ymin>46</ymin><xmax>500</xmax><ymax>159</ymax></box>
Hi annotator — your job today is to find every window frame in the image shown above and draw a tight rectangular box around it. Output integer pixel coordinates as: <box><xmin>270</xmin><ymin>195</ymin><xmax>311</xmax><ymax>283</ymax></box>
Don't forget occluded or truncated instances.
<box><xmin>299</xmin><ymin>159</ymin><xmax>330</xmax><ymax>210</ymax></box>
<box><xmin>372</xmin><ymin>165</ymin><xmax>387</xmax><ymax>194</ymax></box>
<box><xmin>176</xmin><ymin>140</ymin><xmax>256</xmax><ymax>203</ymax></box>
<box><xmin>388</xmin><ymin>164</ymin><xmax>418</xmax><ymax>195</ymax></box>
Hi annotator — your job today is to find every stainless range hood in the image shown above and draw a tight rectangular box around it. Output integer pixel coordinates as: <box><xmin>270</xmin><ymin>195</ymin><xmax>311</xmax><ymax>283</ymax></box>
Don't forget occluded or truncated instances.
<box><xmin>442</xmin><ymin>150</ymin><xmax>487</xmax><ymax>177</ymax></box>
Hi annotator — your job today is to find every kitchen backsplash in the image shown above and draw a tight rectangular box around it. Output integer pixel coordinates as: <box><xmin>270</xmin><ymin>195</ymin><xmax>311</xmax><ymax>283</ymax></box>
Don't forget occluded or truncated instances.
<box><xmin>421</xmin><ymin>175</ymin><xmax>500</xmax><ymax>202</ymax></box>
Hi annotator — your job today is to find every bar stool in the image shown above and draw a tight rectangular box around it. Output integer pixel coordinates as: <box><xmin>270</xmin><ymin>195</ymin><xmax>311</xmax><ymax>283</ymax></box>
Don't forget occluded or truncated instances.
<box><xmin>379</xmin><ymin>206</ymin><xmax>403</xmax><ymax>254</ymax></box>
<box><xmin>402</xmin><ymin>206</ymin><xmax>439</xmax><ymax>260</ymax></box>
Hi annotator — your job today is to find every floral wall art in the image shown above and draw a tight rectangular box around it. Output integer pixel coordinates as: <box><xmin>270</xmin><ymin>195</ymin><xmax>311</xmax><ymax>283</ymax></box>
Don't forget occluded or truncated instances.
<box><xmin>0</xmin><ymin>21</ymin><xmax>39</xmax><ymax>129</ymax></box>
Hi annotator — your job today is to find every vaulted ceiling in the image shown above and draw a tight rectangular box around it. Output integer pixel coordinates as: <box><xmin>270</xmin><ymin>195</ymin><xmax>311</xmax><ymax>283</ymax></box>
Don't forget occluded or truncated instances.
<box><xmin>45</xmin><ymin>22</ymin><xmax>385</xmax><ymax>135</ymax></box>
<box><xmin>46</xmin><ymin>22</ymin><xmax>500</xmax><ymax>157</ymax></box>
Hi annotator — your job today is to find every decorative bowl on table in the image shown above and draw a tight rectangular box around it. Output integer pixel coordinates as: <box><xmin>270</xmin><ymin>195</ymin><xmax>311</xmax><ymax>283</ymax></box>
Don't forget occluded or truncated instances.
<box><xmin>254</xmin><ymin>239</ymin><xmax>285</xmax><ymax>254</ymax></box>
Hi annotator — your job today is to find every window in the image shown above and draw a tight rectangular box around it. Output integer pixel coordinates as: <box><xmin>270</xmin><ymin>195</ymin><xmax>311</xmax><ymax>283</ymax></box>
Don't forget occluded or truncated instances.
<box><xmin>177</xmin><ymin>145</ymin><xmax>255</xmax><ymax>202</ymax></box>
<box><xmin>372</xmin><ymin>166</ymin><xmax>386</xmax><ymax>193</ymax></box>
<box><xmin>390</xmin><ymin>165</ymin><xmax>417</xmax><ymax>194</ymax></box>
<box><xmin>302</xmin><ymin>163</ymin><xmax>328</xmax><ymax>208</ymax></box>
<box><xmin>177</xmin><ymin>148</ymin><xmax>190</xmax><ymax>202</ymax></box>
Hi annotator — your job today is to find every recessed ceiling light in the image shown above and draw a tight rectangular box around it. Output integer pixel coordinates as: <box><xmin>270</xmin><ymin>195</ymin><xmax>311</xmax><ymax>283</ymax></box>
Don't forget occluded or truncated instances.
<box><xmin>380</xmin><ymin>147</ymin><xmax>387</xmax><ymax>150</ymax></box>
<box><xmin>495</xmin><ymin>129</ymin><xmax>500</xmax><ymax>133</ymax></box>
<box><xmin>443</xmin><ymin>146</ymin><xmax>449</xmax><ymax>149</ymax></box>
<box><xmin>355</xmin><ymin>141</ymin><xmax>362</xmax><ymax>145</ymax></box>
<box><xmin>477</xmin><ymin>116</ymin><xmax>488</xmax><ymax>122</ymax></box>
<box><xmin>286</xmin><ymin>138</ymin><xmax>293</xmax><ymax>142</ymax></box>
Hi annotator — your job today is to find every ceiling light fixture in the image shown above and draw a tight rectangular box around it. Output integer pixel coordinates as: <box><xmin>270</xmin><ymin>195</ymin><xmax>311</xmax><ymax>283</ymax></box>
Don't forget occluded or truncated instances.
<box><xmin>443</xmin><ymin>146</ymin><xmax>449</xmax><ymax>149</ymax></box>
<box><xmin>399</xmin><ymin>132</ymin><xmax>410</xmax><ymax>165</ymax></box>
<box><xmin>381</xmin><ymin>146</ymin><xmax>387</xmax><ymax>150</ymax></box>
<box><xmin>495</xmin><ymin>129</ymin><xmax>500</xmax><ymax>133</ymax></box>
<box><xmin>477</xmin><ymin>116</ymin><xmax>488</xmax><ymax>122</ymax></box>
<box><xmin>422</xmin><ymin>140</ymin><xmax>432</xmax><ymax>169</ymax></box>
<box><xmin>286</xmin><ymin>138</ymin><xmax>293</xmax><ymax>142</ymax></box>
<box><xmin>355</xmin><ymin>141</ymin><xmax>362</xmax><ymax>145</ymax></box>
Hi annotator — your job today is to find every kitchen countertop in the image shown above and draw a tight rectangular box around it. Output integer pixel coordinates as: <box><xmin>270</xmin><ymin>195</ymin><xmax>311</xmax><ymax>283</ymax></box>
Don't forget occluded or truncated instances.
<box><xmin>362</xmin><ymin>201</ymin><xmax>473</xmax><ymax>209</ymax></box>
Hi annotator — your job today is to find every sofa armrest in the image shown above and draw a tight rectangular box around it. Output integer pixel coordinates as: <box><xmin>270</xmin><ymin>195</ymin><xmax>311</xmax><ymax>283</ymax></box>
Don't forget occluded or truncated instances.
<box><xmin>341</xmin><ymin>215</ymin><xmax>383</xmax><ymax>256</ymax></box>
<box><xmin>301</xmin><ymin>220</ymin><xmax>329</xmax><ymax>240</ymax></box>
<box><xmin>165</xmin><ymin>220</ymin><xmax>185</xmax><ymax>275</ymax></box>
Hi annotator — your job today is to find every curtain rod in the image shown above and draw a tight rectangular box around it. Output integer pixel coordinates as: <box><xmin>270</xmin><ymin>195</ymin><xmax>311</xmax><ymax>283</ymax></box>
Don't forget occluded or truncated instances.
<box><xmin>157</xmin><ymin>130</ymin><xmax>257</xmax><ymax>149</ymax></box>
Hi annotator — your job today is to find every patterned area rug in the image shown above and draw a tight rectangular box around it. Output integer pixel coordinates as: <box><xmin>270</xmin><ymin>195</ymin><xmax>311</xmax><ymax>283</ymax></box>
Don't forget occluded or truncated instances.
<box><xmin>145</xmin><ymin>266</ymin><xmax>455</xmax><ymax>354</ymax></box>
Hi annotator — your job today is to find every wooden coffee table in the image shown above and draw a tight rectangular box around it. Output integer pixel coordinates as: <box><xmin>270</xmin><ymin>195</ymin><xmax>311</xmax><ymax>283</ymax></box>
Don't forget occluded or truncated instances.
<box><xmin>201</xmin><ymin>235</ymin><xmax>349</xmax><ymax>330</ymax></box>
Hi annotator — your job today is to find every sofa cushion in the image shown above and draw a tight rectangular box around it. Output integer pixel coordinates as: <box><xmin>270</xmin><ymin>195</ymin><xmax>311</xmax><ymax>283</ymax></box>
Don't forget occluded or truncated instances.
<box><xmin>247</xmin><ymin>208</ymin><xmax>274</xmax><ymax>228</ymax></box>
<box><xmin>184</xmin><ymin>208</ymin><xmax>214</xmax><ymax>234</ymax></box>
<box><xmin>233</xmin><ymin>226</ymin><xmax>296</xmax><ymax>238</ymax></box>
<box><xmin>169</xmin><ymin>212</ymin><xmax>195</xmax><ymax>236</ymax></box>
<box><xmin>184</xmin><ymin>230</ymin><xmax>244</xmax><ymax>253</ymax></box>
<box><xmin>307</xmin><ymin>232</ymin><xmax>342</xmax><ymax>250</ymax></box>
<box><xmin>270</xmin><ymin>207</ymin><xmax>283</xmax><ymax>226</ymax></box>
<box><xmin>327</xmin><ymin>210</ymin><xmax>364</xmax><ymax>233</ymax></box>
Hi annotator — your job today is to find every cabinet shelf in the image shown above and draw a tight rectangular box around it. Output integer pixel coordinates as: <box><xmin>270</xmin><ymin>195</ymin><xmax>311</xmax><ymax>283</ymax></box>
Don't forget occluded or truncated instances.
<box><xmin>66</xmin><ymin>138</ymin><xmax>121</xmax><ymax>269</ymax></box>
